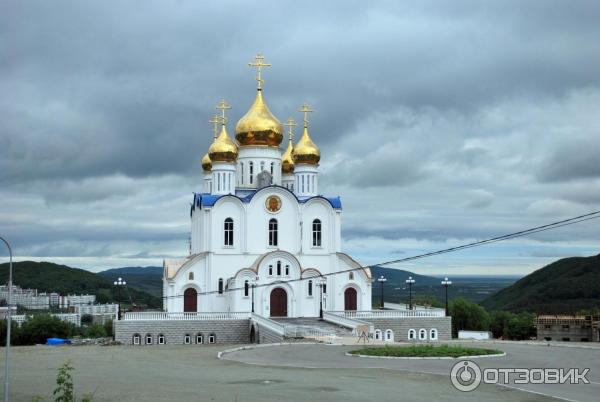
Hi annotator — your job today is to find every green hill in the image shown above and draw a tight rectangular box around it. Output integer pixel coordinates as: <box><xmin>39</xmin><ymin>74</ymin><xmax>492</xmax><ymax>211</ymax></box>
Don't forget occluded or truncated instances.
<box><xmin>98</xmin><ymin>266</ymin><xmax>163</xmax><ymax>297</ymax></box>
<box><xmin>0</xmin><ymin>261</ymin><xmax>161</xmax><ymax>308</ymax></box>
<box><xmin>480</xmin><ymin>254</ymin><xmax>600</xmax><ymax>314</ymax></box>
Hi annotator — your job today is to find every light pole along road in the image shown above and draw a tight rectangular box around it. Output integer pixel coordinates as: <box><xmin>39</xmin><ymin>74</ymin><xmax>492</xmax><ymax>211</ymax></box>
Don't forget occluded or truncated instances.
<box><xmin>1</xmin><ymin>236</ymin><xmax>13</xmax><ymax>402</ymax></box>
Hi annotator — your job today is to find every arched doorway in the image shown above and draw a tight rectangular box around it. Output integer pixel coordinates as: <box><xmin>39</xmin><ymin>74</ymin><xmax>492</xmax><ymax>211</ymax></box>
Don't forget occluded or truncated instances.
<box><xmin>183</xmin><ymin>288</ymin><xmax>197</xmax><ymax>312</ymax></box>
<box><xmin>344</xmin><ymin>287</ymin><xmax>357</xmax><ymax>311</ymax></box>
<box><xmin>270</xmin><ymin>288</ymin><xmax>288</xmax><ymax>317</ymax></box>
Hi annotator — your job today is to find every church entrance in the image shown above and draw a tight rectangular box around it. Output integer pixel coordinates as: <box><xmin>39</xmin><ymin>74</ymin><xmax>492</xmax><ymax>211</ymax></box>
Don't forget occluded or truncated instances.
<box><xmin>344</xmin><ymin>287</ymin><xmax>357</xmax><ymax>311</ymax></box>
<box><xmin>270</xmin><ymin>288</ymin><xmax>287</xmax><ymax>317</ymax></box>
<box><xmin>183</xmin><ymin>288</ymin><xmax>197</xmax><ymax>312</ymax></box>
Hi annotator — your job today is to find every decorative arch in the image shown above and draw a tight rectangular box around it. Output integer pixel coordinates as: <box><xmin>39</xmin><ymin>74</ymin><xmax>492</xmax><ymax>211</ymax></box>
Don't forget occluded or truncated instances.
<box><xmin>343</xmin><ymin>285</ymin><xmax>359</xmax><ymax>311</ymax></box>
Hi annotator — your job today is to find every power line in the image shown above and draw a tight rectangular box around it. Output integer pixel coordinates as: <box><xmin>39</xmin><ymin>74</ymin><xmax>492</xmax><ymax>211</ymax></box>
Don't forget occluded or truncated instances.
<box><xmin>160</xmin><ymin>210</ymin><xmax>600</xmax><ymax>300</ymax></box>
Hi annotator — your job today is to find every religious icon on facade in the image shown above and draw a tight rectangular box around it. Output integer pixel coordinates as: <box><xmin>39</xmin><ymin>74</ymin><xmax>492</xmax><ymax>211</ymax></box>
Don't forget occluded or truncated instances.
<box><xmin>265</xmin><ymin>195</ymin><xmax>282</xmax><ymax>213</ymax></box>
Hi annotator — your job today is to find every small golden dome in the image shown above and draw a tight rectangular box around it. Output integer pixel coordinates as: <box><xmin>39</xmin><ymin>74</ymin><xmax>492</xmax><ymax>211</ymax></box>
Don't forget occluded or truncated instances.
<box><xmin>281</xmin><ymin>136</ymin><xmax>295</xmax><ymax>174</ymax></box>
<box><xmin>293</xmin><ymin>126</ymin><xmax>320</xmax><ymax>165</ymax></box>
<box><xmin>235</xmin><ymin>90</ymin><xmax>284</xmax><ymax>147</ymax></box>
<box><xmin>201</xmin><ymin>153</ymin><xmax>212</xmax><ymax>171</ymax></box>
<box><xmin>208</xmin><ymin>125</ymin><xmax>238</xmax><ymax>163</ymax></box>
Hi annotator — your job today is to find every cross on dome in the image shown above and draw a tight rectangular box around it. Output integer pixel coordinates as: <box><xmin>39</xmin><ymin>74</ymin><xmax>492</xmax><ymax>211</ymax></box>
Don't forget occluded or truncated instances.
<box><xmin>208</xmin><ymin>114</ymin><xmax>219</xmax><ymax>139</ymax></box>
<box><xmin>299</xmin><ymin>102</ymin><xmax>313</xmax><ymax>128</ymax></box>
<box><xmin>284</xmin><ymin>117</ymin><xmax>297</xmax><ymax>140</ymax></box>
<box><xmin>248</xmin><ymin>53</ymin><xmax>272</xmax><ymax>90</ymax></box>
<box><xmin>216</xmin><ymin>99</ymin><xmax>231</xmax><ymax>125</ymax></box>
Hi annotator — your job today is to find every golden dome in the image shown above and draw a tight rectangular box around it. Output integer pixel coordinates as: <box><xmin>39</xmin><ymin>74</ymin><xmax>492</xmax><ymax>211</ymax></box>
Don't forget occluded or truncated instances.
<box><xmin>281</xmin><ymin>135</ymin><xmax>295</xmax><ymax>174</ymax></box>
<box><xmin>208</xmin><ymin>124</ymin><xmax>238</xmax><ymax>163</ymax></box>
<box><xmin>293</xmin><ymin>126</ymin><xmax>320</xmax><ymax>165</ymax></box>
<box><xmin>201</xmin><ymin>153</ymin><xmax>212</xmax><ymax>171</ymax></box>
<box><xmin>235</xmin><ymin>90</ymin><xmax>284</xmax><ymax>147</ymax></box>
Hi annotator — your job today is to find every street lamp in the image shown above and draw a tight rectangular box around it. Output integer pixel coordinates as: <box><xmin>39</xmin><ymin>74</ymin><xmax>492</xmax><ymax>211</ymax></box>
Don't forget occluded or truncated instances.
<box><xmin>377</xmin><ymin>275</ymin><xmax>387</xmax><ymax>309</ymax></box>
<box><xmin>441</xmin><ymin>277</ymin><xmax>452</xmax><ymax>317</ymax></box>
<box><xmin>405</xmin><ymin>276</ymin><xmax>415</xmax><ymax>310</ymax></box>
<box><xmin>317</xmin><ymin>277</ymin><xmax>326</xmax><ymax>319</ymax></box>
<box><xmin>1</xmin><ymin>236</ymin><xmax>13</xmax><ymax>402</ymax></box>
<box><xmin>113</xmin><ymin>277</ymin><xmax>126</xmax><ymax>320</ymax></box>
<box><xmin>251</xmin><ymin>276</ymin><xmax>259</xmax><ymax>314</ymax></box>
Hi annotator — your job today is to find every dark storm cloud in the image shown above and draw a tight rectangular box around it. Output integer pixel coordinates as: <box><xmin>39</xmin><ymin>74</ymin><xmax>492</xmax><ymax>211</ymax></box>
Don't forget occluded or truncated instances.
<box><xmin>1</xmin><ymin>0</ymin><xmax>600</xmax><ymax>271</ymax></box>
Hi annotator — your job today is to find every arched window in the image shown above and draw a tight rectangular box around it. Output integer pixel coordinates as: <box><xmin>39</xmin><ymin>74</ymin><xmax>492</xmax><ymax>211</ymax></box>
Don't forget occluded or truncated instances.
<box><xmin>268</xmin><ymin>264</ymin><xmax>273</xmax><ymax>276</ymax></box>
<box><xmin>270</xmin><ymin>162</ymin><xmax>274</xmax><ymax>175</ymax></box>
<box><xmin>133</xmin><ymin>334</ymin><xmax>141</xmax><ymax>345</ymax></box>
<box><xmin>241</xmin><ymin>163</ymin><xmax>244</xmax><ymax>185</ymax></box>
<box><xmin>312</xmin><ymin>219</ymin><xmax>322</xmax><ymax>247</ymax></box>
<box><xmin>224</xmin><ymin>218</ymin><xmax>234</xmax><ymax>246</ymax></box>
<box><xmin>184</xmin><ymin>334</ymin><xmax>191</xmax><ymax>344</ymax></box>
<box><xmin>208</xmin><ymin>333</ymin><xmax>216</xmax><ymax>344</ymax></box>
<box><xmin>276</xmin><ymin>261</ymin><xmax>281</xmax><ymax>276</ymax></box>
<box><xmin>349</xmin><ymin>272</ymin><xmax>354</xmax><ymax>280</ymax></box>
<box><xmin>188</xmin><ymin>272</ymin><xmax>194</xmax><ymax>281</ymax></box>
<box><xmin>285</xmin><ymin>264</ymin><xmax>290</xmax><ymax>276</ymax></box>
<box><xmin>374</xmin><ymin>329</ymin><xmax>382</xmax><ymax>340</ymax></box>
<box><xmin>260</xmin><ymin>161</ymin><xmax>265</xmax><ymax>172</ymax></box>
<box><xmin>218</xmin><ymin>278</ymin><xmax>224</xmax><ymax>294</ymax></box>
<box><xmin>419</xmin><ymin>329</ymin><xmax>427</xmax><ymax>340</ymax></box>
<box><xmin>385</xmin><ymin>329</ymin><xmax>394</xmax><ymax>342</ymax></box>
<box><xmin>308</xmin><ymin>280</ymin><xmax>313</xmax><ymax>296</ymax></box>
<box><xmin>430</xmin><ymin>329</ymin><xmax>438</xmax><ymax>341</ymax></box>
<box><xmin>268</xmin><ymin>218</ymin><xmax>278</xmax><ymax>246</ymax></box>
<box><xmin>158</xmin><ymin>334</ymin><xmax>165</xmax><ymax>345</ymax></box>
<box><xmin>196</xmin><ymin>333</ymin><xmax>203</xmax><ymax>344</ymax></box>
<box><xmin>249</xmin><ymin>162</ymin><xmax>254</xmax><ymax>184</ymax></box>
<box><xmin>408</xmin><ymin>329</ymin><xmax>416</xmax><ymax>340</ymax></box>
<box><xmin>244</xmin><ymin>280</ymin><xmax>249</xmax><ymax>297</ymax></box>
<box><xmin>145</xmin><ymin>334</ymin><xmax>153</xmax><ymax>345</ymax></box>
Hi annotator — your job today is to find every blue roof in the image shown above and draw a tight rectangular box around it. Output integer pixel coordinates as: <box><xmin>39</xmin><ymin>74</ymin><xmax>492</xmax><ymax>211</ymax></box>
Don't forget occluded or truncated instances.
<box><xmin>190</xmin><ymin>185</ymin><xmax>342</xmax><ymax>216</ymax></box>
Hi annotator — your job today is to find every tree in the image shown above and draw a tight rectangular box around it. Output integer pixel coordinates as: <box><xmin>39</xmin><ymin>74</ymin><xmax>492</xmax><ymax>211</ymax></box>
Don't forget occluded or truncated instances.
<box><xmin>19</xmin><ymin>314</ymin><xmax>77</xmax><ymax>345</ymax></box>
<box><xmin>0</xmin><ymin>320</ymin><xmax>21</xmax><ymax>346</ymax></box>
<box><xmin>81</xmin><ymin>314</ymin><xmax>93</xmax><ymax>325</ymax></box>
<box><xmin>449</xmin><ymin>297</ymin><xmax>489</xmax><ymax>337</ymax></box>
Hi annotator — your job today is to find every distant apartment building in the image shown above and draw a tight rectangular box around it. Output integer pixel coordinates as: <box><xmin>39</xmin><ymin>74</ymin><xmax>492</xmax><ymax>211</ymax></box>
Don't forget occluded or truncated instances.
<box><xmin>9</xmin><ymin>313</ymin><xmax>81</xmax><ymax>327</ymax></box>
<box><xmin>59</xmin><ymin>294</ymin><xmax>96</xmax><ymax>308</ymax></box>
<box><xmin>0</xmin><ymin>285</ymin><xmax>50</xmax><ymax>310</ymax></box>
<box><xmin>76</xmin><ymin>303</ymin><xmax>118</xmax><ymax>321</ymax></box>
<box><xmin>536</xmin><ymin>315</ymin><xmax>600</xmax><ymax>342</ymax></box>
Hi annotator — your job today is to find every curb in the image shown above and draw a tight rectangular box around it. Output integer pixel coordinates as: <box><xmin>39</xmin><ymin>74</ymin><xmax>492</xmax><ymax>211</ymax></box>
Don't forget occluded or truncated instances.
<box><xmin>345</xmin><ymin>351</ymin><xmax>506</xmax><ymax>360</ymax></box>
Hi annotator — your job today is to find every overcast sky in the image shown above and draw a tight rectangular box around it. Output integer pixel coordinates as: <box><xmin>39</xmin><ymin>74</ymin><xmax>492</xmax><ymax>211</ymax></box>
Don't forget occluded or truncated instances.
<box><xmin>1</xmin><ymin>0</ymin><xmax>599</xmax><ymax>275</ymax></box>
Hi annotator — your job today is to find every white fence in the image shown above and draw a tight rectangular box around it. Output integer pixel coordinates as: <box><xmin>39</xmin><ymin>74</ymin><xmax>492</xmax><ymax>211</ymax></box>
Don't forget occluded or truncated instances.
<box><xmin>330</xmin><ymin>310</ymin><xmax>445</xmax><ymax>318</ymax></box>
<box><xmin>323</xmin><ymin>311</ymin><xmax>373</xmax><ymax>335</ymax></box>
<box><xmin>284</xmin><ymin>325</ymin><xmax>335</xmax><ymax>343</ymax></box>
<box><xmin>250</xmin><ymin>313</ymin><xmax>285</xmax><ymax>336</ymax></box>
<box><xmin>123</xmin><ymin>311</ymin><xmax>251</xmax><ymax>321</ymax></box>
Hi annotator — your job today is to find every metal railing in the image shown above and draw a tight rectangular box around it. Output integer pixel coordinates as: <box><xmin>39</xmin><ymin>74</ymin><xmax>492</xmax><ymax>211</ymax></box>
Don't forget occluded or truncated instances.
<box><xmin>123</xmin><ymin>311</ymin><xmax>251</xmax><ymax>321</ymax></box>
<box><xmin>329</xmin><ymin>310</ymin><xmax>445</xmax><ymax>318</ymax></box>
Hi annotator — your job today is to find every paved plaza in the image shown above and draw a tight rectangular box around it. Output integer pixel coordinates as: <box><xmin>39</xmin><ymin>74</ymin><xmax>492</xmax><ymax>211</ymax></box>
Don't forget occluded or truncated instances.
<box><xmin>1</xmin><ymin>341</ymin><xmax>598</xmax><ymax>401</ymax></box>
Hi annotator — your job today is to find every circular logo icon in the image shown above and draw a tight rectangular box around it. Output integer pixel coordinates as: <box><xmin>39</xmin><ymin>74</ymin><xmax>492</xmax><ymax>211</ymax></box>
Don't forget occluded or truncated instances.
<box><xmin>450</xmin><ymin>360</ymin><xmax>482</xmax><ymax>392</ymax></box>
<box><xmin>265</xmin><ymin>195</ymin><xmax>282</xmax><ymax>213</ymax></box>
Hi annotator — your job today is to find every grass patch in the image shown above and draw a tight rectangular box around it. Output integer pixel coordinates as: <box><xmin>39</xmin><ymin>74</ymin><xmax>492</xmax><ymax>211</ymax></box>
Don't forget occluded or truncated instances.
<box><xmin>349</xmin><ymin>344</ymin><xmax>502</xmax><ymax>358</ymax></box>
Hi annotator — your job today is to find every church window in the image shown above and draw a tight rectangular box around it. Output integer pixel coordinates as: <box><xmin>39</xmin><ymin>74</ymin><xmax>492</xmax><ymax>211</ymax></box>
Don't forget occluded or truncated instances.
<box><xmin>260</xmin><ymin>161</ymin><xmax>265</xmax><ymax>172</ymax></box>
<box><xmin>184</xmin><ymin>334</ymin><xmax>191</xmax><ymax>344</ymax></box>
<box><xmin>208</xmin><ymin>333</ymin><xmax>216</xmax><ymax>344</ymax></box>
<box><xmin>349</xmin><ymin>272</ymin><xmax>354</xmax><ymax>280</ymax></box>
<box><xmin>244</xmin><ymin>280</ymin><xmax>249</xmax><ymax>297</ymax></box>
<box><xmin>268</xmin><ymin>264</ymin><xmax>273</xmax><ymax>276</ymax></box>
<box><xmin>430</xmin><ymin>329</ymin><xmax>438</xmax><ymax>340</ymax></box>
<box><xmin>188</xmin><ymin>272</ymin><xmax>194</xmax><ymax>281</ymax></box>
<box><xmin>145</xmin><ymin>334</ymin><xmax>153</xmax><ymax>345</ymax></box>
<box><xmin>224</xmin><ymin>218</ymin><xmax>234</xmax><ymax>246</ymax></box>
<box><xmin>158</xmin><ymin>334</ymin><xmax>165</xmax><ymax>345</ymax></box>
<box><xmin>408</xmin><ymin>329</ymin><xmax>416</xmax><ymax>340</ymax></box>
<box><xmin>276</xmin><ymin>261</ymin><xmax>281</xmax><ymax>276</ymax></box>
<box><xmin>419</xmin><ymin>329</ymin><xmax>427</xmax><ymax>340</ymax></box>
<box><xmin>312</xmin><ymin>219</ymin><xmax>322</xmax><ymax>247</ymax></box>
<box><xmin>308</xmin><ymin>280</ymin><xmax>313</xmax><ymax>297</ymax></box>
<box><xmin>241</xmin><ymin>163</ymin><xmax>244</xmax><ymax>185</ymax></box>
<box><xmin>249</xmin><ymin>162</ymin><xmax>254</xmax><ymax>184</ymax></box>
<box><xmin>270</xmin><ymin>162</ymin><xmax>274</xmax><ymax>176</ymax></box>
<box><xmin>374</xmin><ymin>330</ymin><xmax>382</xmax><ymax>340</ymax></box>
<box><xmin>218</xmin><ymin>278</ymin><xmax>224</xmax><ymax>294</ymax></box>
<box><xmin>133</xmin><ymin>334</ymin><xmax>141</xmax><ymax>345</ymax></box>
<box><xmin>268</xmin><ymin>218</ymin><xmax>278</xmax><ymax>246</ymax></box>
<box><xmin>385</xmin><ymin>329</ymin><xmax>394</xmax><ymax>342</ymax></box>
<box><xmin>196</xmin><ymin>333</ymin><xmax>203</xmax><ymax>344</ymax></box>
<box><xmin>285</xmin><ymin>264</ymin><xmax>290</xmax><ymax>276</ymax></box>
<box><xmin>301</xmin><ymin>176</ymin><xmax>305</xmax><ymax>193</ymax></box>
<box><xmin>323</xmin><ymin>283</ymin><xmax>327</xmax><ymax>294</ymax></box>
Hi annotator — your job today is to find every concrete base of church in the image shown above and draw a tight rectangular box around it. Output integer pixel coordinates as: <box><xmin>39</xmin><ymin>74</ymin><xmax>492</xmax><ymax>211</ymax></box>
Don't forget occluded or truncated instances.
<box><xmin>369</xmin><ymin>317</ymin><xmax>452</xmax><ymax>342</ymax></box>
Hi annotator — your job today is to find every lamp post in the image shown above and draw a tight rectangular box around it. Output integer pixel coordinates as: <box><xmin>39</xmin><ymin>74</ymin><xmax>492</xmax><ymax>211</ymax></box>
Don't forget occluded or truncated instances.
<box><xmin>317</xmin><ymin>277</ymin><xmax>326</xmax><ymax>319</ymax></box>
<box><xmin>377</xmin><ymin>275</ymin><xmax>387</xmax><ymax>309</ymax></box>
<box><xmin>441</xmin><ymin>277</ymin><xmax>452</xmax><ymax>317</ymax></box>
<box><xmin>1</xmin><ymin>236</ymin><xmax>13</xmax><ymax>402</ymax></box>
<box><xmin>251</xmin><ymin>276</ymin><xmax>258</xmax><ymax>314</ymax></box>
<box><xmin>405</xmin><ymin>276</ymin><xmax>415</xmax><ymax>310</ymax></box>
<box><xmin>113</xmin><ymin>277</ymin><xmax>126</xmax><ymax>320</ymax></box>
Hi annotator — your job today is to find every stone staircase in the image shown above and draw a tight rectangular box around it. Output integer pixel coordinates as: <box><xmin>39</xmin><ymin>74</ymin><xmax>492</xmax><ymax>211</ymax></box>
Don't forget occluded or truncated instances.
<box><xmin>272</xmin><ymin>317</ymin><xmax>354</xmax><ymax>338</ymax></box>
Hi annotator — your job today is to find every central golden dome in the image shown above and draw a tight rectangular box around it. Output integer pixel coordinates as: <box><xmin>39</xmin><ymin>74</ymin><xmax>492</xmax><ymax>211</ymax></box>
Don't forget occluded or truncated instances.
<box><xmin>235</xmin><ymin>90</ymin><xmax>284</xmax><ymax>147</ymax></box>
<box><xmin>208</xmin><ymin>124</ymin><xmax>238</xmax><ymax>163</ymax></box>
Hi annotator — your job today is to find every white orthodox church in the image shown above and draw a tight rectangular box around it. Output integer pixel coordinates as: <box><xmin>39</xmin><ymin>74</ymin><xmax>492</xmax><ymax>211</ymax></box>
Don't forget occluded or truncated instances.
<box><xmin>162</xmin><ymin>55</ymin><xmax>372</xmax><ymax>318</ymax></box>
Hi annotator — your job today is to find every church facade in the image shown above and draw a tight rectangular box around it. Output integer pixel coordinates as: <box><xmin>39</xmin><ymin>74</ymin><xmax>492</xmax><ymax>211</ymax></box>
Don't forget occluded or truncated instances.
<box><xmin>163</xmin><ymin>56</ymin><xmax>372</xmax><ymax>318</ymax></box>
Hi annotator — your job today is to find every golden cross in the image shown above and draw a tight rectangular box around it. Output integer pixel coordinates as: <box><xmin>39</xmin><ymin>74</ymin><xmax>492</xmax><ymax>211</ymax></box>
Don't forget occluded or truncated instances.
<box><xmin>299</xmin><ymin>102</ymin><xmax>313</xmax><ymax>128</ymax></box>
<box><xmin>216</xmin><ymin>99</ymin><xmax>231</xmax><ymax>125</ymax></box>
<box><xmin>284</xmin><ymin>117</ymin><xmax>297</xmax><ymax>140</ymax></box>
<box><xmin>248</xmin><ymin>53</ymin><xmax>271</xmax><ymax>90</ymax></box>
<box><xmin>208</xmin><ymin>114</ymin><xmax>219</xmax><ymax>139</ymax></box>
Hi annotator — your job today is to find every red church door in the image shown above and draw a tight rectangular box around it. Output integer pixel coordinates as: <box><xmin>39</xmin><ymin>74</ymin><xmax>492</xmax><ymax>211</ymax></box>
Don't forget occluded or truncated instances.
<box><xmin>183</xmin><ymin>288</ymin><xmax>197</xmax><ymax>312</ymax></box>
<box><xmin>270</xmin><ymin>288</ymin><xmax>288</xmax><ymax>317</ymax></box>
<box><xmin>344</xmin><ymin>288</ymin><xmax>357</xmax><ymax>311</ymax></box>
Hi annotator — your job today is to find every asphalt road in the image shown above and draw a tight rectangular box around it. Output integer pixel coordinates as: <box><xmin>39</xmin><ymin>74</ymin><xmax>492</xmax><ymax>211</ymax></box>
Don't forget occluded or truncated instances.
<box><xmin>223</xmin><ymin>341</ymin><xmax>600</xmax><ymax>402</ymax></box>
<box><xmin>0</xmin><ymin>343</ymin><xmax>566</xmax><ymax>402</ymax></box>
